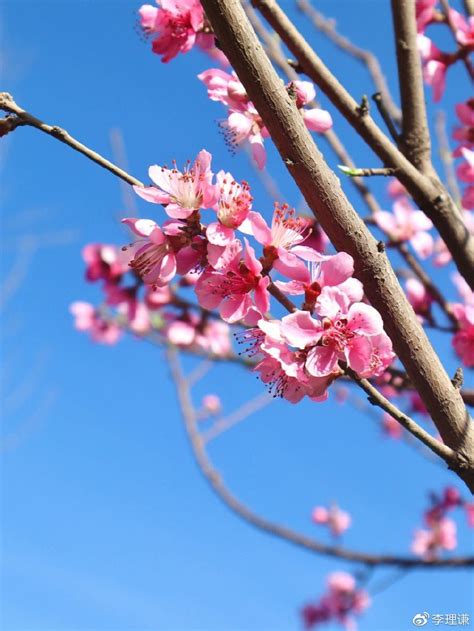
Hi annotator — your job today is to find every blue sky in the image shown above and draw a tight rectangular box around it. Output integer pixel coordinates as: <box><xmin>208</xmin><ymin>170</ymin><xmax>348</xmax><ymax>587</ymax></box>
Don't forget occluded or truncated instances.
<box><xmin>1</xmin><ymin>1</ymin><xmax>473</xmax><ymax>630</ymax></box>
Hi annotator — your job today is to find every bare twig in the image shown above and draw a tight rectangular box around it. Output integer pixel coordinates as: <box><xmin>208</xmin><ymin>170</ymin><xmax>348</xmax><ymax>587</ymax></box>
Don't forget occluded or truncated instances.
<box><xmin>202</xmin><ymin>391</ymin><xmax>272</xmax><ymax>442</ymax></box>
<box><xmin>0</xmin><ymin>93</ymin><xmax>144</xmax><ymax>188</ymax></box>
<box><xmin>435</xmin><ymin>110</ymin><xmax>463</xmax><ymax>209</ymax></box>
<box><xmin>346</xmin><ymin>368</ymin><xmax>458</xmax><ymax>467</ymax></box>
<box><xmin>167</xmin><ymin>347</ymin><xmax>474</xmax><ymax>568</ymax></box>
<box><xmin>339</xmin><ymin>166</ymin><xmax>397</xmax><ymax>177</ymax></box>
<box><xmin>296</xmin><ymin>0</ymin><xmax>402</xmax><ymax>125</ymax></box>
<box><xmin>390</xmin><ymin>0</ymin><xmax>434</xmax><ymax>174</ymax></box>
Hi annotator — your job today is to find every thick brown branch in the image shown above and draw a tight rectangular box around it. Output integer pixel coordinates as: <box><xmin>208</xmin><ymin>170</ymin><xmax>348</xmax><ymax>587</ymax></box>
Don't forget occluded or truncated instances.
<box><xmin>168</xmin><ymin>348</ymin><xmax>474</xmax><ymax>568</ymax></box>
<box><xmin>251</xmin><ymin>0</ymin><xmax>474</xmax><ymax>289</ymax></box>
<box><xmin>296</xmin><ymin>0</ymin><xmax>402</xmax><ymax>125</ymax></box>
<box><xmin>390</xmin><ymin>0</ymin><xmax>434</xmax><ymax>174</ymax></box>
<box><xmin>0</xmin><ymin>93</ymin><xmax>144</xmax><ymax>188</ymax></box>
<box><xmin>244</xmin><ymin>2</ymin><xmax>382</xmax><ymax>217</ymax></box>
<box><xmin>201</xmin><ymin>0</ymin><xmax>474</xmax><ymax>491</ymax></box>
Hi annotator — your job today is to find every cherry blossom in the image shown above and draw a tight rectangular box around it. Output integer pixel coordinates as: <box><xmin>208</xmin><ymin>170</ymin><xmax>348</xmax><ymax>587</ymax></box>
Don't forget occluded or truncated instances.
<box><xmin>412</xmin><ymin>518</ymin><xmax>457</xmax><ymax>558</ymax></box>
<box><xmin>312</xmin><ymin>504</ymin><xmax>351</xmax><ymax>536</ymax></box>
<box><xmin>134</xmin><ymin>150</ymin><xmax>217</xmax><ymax>219</ymax></box>
<box><xmin>195</xmin><ymin>239</ymin><xmax>270</xmax><ymax>323</ymax></box>
<box><xmin>70</xmin><ymin>302</ymin><xmax>122</xmax><ymax>345</ymax></box>
<box><xmin>138</xmin><ymin>0</ymin><xmax>225</xmax><ymax>63</ymax></box>
<box><xmin>374</xmin><ymin>198</ymin><xmax>434</xmax><ymax>258</ymax></box>
<box><xmin>82</xmin><ymin>243</ymin><xmax>127</xmax><ymax>284</ymax></box>
<box><xmin>121</xmin><ymin>218</ymin><xmax>178</xmax><ymax>286</ymax></box>
<box><xmin>302</xmin><ymin>572</ymin><xmax>370</xmax><ymax>630</ymax></box>
<box><xmin>451</xmin><ymin>273</ymin><xmax>474</xmax><ymax>367</ymax></box>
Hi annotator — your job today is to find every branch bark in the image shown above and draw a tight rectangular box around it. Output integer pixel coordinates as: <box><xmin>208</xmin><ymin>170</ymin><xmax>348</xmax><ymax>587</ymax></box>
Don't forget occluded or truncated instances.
<box><xmin>390</xmin><ymin>0</ymin><xmax>434</xmax><ymax>174</ymax></box>
<box><xmin>296</xmin><ymin>0</ymin><xmax>402</xmax><ymax>125</ymax></box>
<box><xmin>0</xmin><ymin>93</ymin><xmax>144</xmax><ymax>188</ymax></box>
<box><xmin>200</xmin><ymin>0</ymin><xmax>474</xmax><ymax>492</ymax></box>
<box><xmin>251</xmin><ymin>0</ymin><xmax>474</xmax><ymax>290</ymax></box>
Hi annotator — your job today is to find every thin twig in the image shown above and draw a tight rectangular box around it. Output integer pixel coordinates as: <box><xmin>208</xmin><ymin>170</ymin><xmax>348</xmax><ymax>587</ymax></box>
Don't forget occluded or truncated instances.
<box><xmin>0</xmin><ymin>93</ymin><xmax>144</xmax><ymax>188</ymax></box>
<box><xmin>339</xmin><ymin>166</ymin><xmax>397</xmax><ymax>177</ymax></box>
<box><xmin>435</xmin><ymin>110</ymin><xmax>463</xmax><ymax>210</ymax></box>
<box><xmin>390</xmin><ymin>0</ymin><xmax>434</xmax><ymax>174</ymax></box>
<box><xmin>295</xmin><ymin>0</ymin><xmax>402</xmax><ymax>125</ymax></box>
<box><xmin>167</xmin><ymin>347</ymin><xmax>474</xmax><ymax>568</ymax></box>
<box><xmin>202</xmin><ymin>391</ymin><xmax>272</xmax><ymax>442</ymax></box>
<box><xmin>346</xmin><ymin>368</ymin><xmax>458</xmax><ymax>467</ymax></box>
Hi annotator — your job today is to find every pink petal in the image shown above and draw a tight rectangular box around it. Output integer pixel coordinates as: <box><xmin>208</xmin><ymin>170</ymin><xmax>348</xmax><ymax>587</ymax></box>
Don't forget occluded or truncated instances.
<box><xmin>280</xmin><ymin>310</ymin><xmax>323</xmax><ymax>349</ymax></box>
<box><xmin>348</xmin><ymin>303</ymin><xmax>384</xmax><ymax>335</ymax></box>
<box><xmin>306</xmin><ymin>344</ymin><xmax>339</xmax><ymax>377</ymax></box>
<box><xmin>303</xmin><ymin>108</ymin><xmax>333</xmax><ymax>133</ymax></box>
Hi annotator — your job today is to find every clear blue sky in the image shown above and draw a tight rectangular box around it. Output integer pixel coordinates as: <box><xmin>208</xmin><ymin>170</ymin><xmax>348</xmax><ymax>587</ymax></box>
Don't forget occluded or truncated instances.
<box><xmin>1</xmin><ymin>1</ymin><xmax>472</xmax><ymax>630</ymax></box>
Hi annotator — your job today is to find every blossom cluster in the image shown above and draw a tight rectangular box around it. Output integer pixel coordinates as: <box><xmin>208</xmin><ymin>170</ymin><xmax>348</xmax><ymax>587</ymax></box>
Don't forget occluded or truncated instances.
<box><xmin>72</xmin><ymin>148</ymin><xmax>394</xmax><ymax>404</ymax></box>
<box><xmin>416</xmin><ymin>0</ymin><xmax>473</xmax><ymax>102</ymax></box>
<box><xmin>302</xmin><ymin>572</ymin><xmax>370</xmax><ymax>630</ymax></box>
<box><xmin>138</xmin><ymin>0</ymin><xmax>226</xmax><ymax>63</ymax></box>
<box><xmin>312</xmin><ymin>504</ymin><xmax>351</xmax><ymax>537</ymax></box>
<box><xmin>199</xmin><ymin>69</ymin><xmax>333</xmax><ymax>168</ymax></box>
<box><xmin>412</xmin><ymin>487</ymin><xmax>474</xmax><ymax>558</ymax></box>
<box><xmin>70</xmin><ymin>239</ymin><xmax>232</xmax><ymax>358</ymax></box>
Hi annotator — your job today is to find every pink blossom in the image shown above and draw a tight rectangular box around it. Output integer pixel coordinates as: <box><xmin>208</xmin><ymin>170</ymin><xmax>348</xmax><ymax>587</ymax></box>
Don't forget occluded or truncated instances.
<box><xmin>291</xmin><ymin>80</ymin><xmax>333</xmax><ymax>133</ymax></box>
<box><xmin>387</xmin><ymin>178</ymin><xmax>407</xmax><ymax>199</ymax></box>
<box><xmin>465</xmin><ymin>503</ymin><xmax>474</xmax><ymax>527</ymax></box>
<box><xmin>453</xmin><ymin>99</ymin><xmax>474</xmax><ymax>155</ymax></box>
<box><xmin>274</xmin><ymin>251</ymin><xmax>363</xmax><ymax>313</ymax></box>
<box><xmin>134</xmin><ymin>150</ymin><xmax>217</xmax><ymax>219</ymax></box>
<box><xmin>405</xmin><ymin>277</ymin><xmax>433</xmax><ymax>318</ymax></box>
<box><xmin>312</xmin><ymin>504</ymin><xmax>351</xmax><ymax>536</ymax></box>
<box><xmin>145</xmin><ymin>284</ymin><xmax>172</xmax><ymax>308</ymax></box>
<box><xmin>138</xmin><ymin>0</ymin><xmax>205</xmax><ymax>63</ymax></box>
<box><xmin>381</xmin><ymin>412</ymin><xmax>403</xmax><ymax>440</ymax></box>
<box><xmin>279</xmin><ymin>302</ymin><xmax>390</xmax><ymax>379</ymax></box>
<box><xmin>451</xmin><ymin>273</ymin><xmax>474</xmax><ymax>367</ymax></box>
<box><xmin>412</xmin><ymin>518</ymin><xmax>457</xmax><ymax>558</ymax></box>
<box><xmin>195</xmin><ymin>239</ymin><xmax>270</xmax><ymax>323</ymax></box>
<box><xmin>205</xmin><ymin>171</ymin><xmax>253</xmax><ymax>250</ymax></box>
<box><xmin>201</xmin><ymin>394</ymin><xmax>221</xmax><ymax>415</ymax></box>
<box><xmin>449</xmin><ymin>9</ymin><xmax>474</xmax><ymax>47</ymax></box>
<box><xmin>246</xmin><ymin>204</ymin><xmax>313</xmax><ymax>280</ymax></box>
<box><xmin>456</xmin><ymin>147</ymin><xmax>474</xmax><ymax>183</ymax></box>
<box><xmin>198</xmin><ymin>68</ymin><xmax>248</xmax><ymax>109</ymax></box>
<box><xmin>374</xmin><ymin>198</ymin><xmax>433</xmax><ymax>258</ymax></box>
<box><xmin>70</xmin><ymin>302</ymin><xmax>122</xmax><ymax>345</ymax></box>
<box><xmin>302</xmin><ymin>572</ymin><xmax>370</xmax><ymax>630</ymax></box>
<box><xmin>199</xmin><ymin>71</ymin><xmax>331</xmax><ymax>169</ymax></box>
<box><xmin>121</xmin><ymin>218</ymin><xmax>177</xmax><ymax>286</ymax></box>
<box><xmin>82</xmin><ymin>243</ymin><xmax>127</xmax><ymax>284</ymax></box>
<box><xmin>416</xmin><ymin>0</ymin><xmax>438</xmax><ymax>33</ymax></box>
<box><xmin>433</xmin><ymin>212</ymin><xmax>474</xmax><ymax>265</ymax></box>
<box><xmin>417</xmin><ymin>34</ymin><xmax>447</xmax><ymax>101</ymax></box>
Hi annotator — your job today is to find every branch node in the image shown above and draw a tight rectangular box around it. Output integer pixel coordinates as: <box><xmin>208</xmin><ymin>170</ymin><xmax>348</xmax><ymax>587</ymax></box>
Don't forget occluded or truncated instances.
<box><xmin>357</xmin><ymin>94</ymin><xmax>369</xmax><ymax>116</ymax></box>
<box><xmin>451</xmin><ymin>367</ymin><xmax>464</xmax><ymax>390</ymax></box>
<box><xmin>377</xmin><ymin>240</ymin><xmax>386</xmax><ymax>252</ymax></box>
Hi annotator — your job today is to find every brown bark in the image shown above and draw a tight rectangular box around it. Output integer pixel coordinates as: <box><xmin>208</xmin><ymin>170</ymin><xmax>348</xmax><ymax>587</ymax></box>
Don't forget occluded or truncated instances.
<box><xmin>201</xmin><ymin>0</ymin><xmax>474</xmax><ymax>491</ymax></box>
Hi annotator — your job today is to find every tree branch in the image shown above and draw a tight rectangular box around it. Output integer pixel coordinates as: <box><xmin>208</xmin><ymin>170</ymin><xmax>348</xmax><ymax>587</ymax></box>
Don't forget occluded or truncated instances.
<box><xmin>167</xmin><ymin>347</ymin><xmax>474</xmax><ymax>568</ymax></box>
<box><xmin>0</xmin><ymin>93</ymin><xmax>144</xmax><ymax>188</ymax></box>
<box><xmin>346</xmin><ymin>368</ymin><xmax>458</xmax><ymax>466</ymax></box>
<box><xmin>251</xmin><ymin>0</ymin><xmax>474</xmax><ymax>290</ymax></box>
<box><xmin>201</xmin><ymin>0</ymin><xmax>474</xmax><ymax>491</ymax></box>
<box><xmin>296</xmin><ymin>0</ymin><xmax>402</xmax><ymax>125</ymax></box>
<box><xmin>390</xmin><ymin>0</ymin><xmax>434</xmax><ymax>174</ymax></box>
